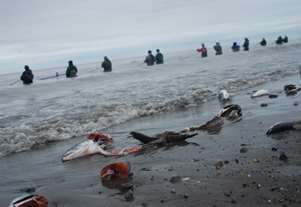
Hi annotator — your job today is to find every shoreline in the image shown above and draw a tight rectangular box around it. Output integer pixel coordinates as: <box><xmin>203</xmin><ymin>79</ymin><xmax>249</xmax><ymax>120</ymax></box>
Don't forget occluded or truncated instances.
<box><xmin>1</xmin><ymin>75</ymin><xmax>301</xmax><ymax>206</ymax></box>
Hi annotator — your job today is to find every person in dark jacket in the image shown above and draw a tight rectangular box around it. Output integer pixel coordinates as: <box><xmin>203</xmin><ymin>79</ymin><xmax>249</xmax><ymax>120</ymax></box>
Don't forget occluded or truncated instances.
<box><xmin>101</xmin><ymin>56</ymin><xmax>112</xmax><ymax>72</ymax></box>
<box><xmin>155</xmin><ymin>49</ymin><xmax>164</xmax><ymax>64</ymax></box>
<box><xmin>231</xmin><ymin>42</ymin><xmax>240</xmax><ymax>52</ymax></box>
<box><xmin>260</xmin><ymin>38</ymin><xmax>267</xmax><ymax>46</ymax></box>
<box><xmin>276</xmin><ymin>36</ymin><xmax>284</xmax><ymax>45</ymax></box>
<box><xmin>243</xmin><ymin>38</ymin><xmax>249</xmax><ymax>51</ymax></box>
<box><xmin>144</xmin><ymin>50</ymin><xmax>156</xmax><ymax>66</ymax></box>
<box><xmin>66</xmin><ymin>60</ymin><xmax>78</xmax><ymax>78</ymax></box>
<box><xmin>20</xmin><ymin>65</ymin><xmax>34</xmax><ymax>85</ymax></box>
<box><xmin>283</xmin><ymin>35</ymin><xmax>288</xmax><ymax>43</ymax></box>
<box><xmin>213</xmin><ymin>42</ymin><xmax>223</xmax><ymax>55</ymax></box>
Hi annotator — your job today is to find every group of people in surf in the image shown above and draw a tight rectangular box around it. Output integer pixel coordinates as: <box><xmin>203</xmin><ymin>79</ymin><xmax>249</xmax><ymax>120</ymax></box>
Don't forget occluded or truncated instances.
<box><xmin>144</xmin><ymin>49</ymin><xmax>164</xmax><ymax>66</ymax></box>
<box><xmin>19</xmin><ymin>35</ymin><xmax>287</xmax><ymax>85</ymax></box>
<box><xmin>196</xmin><ymin>35</ymin><xmax>288</xmax><ymax>57</ymax></box>
<box><xmin>19</xmin><ymin>56</ymin><xmax>112</xmax><ymax>85</ymax></box>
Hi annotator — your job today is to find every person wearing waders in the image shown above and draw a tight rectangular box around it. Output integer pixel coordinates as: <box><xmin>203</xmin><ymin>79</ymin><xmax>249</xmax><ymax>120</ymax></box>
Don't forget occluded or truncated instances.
<box><xmin>231</xmin><ymin>42</ymin><xmax>240</xmax><ymax>52</ymax></box>
<box><xmin>66</xmin><ymin>60</ymin><xmax>78</xmax><ymax>78</ymax></box>
<box><xmin>260</xmin><ymin>38</ymin><xmax>267</xmax><ymax>46</ymax></box>
<box><xmin>243</xmin><ymin>38</ymin><xmax>249</xmax><ymax>51</ymax></box>
<box><xmin>101</xmin><ymin>56</ymin><xmax>112</xmax><ymax>72</ymax></box>
<box><xmin>213</xmin><ymin>42</ymin><xmax>223</xmax><ymax>55</ymax></box>
<box><xmin>199</xmin><ymin>44</ymin><xmax>208</xmax><ymax>57</ymax></box>
<box><xmin>144</xmin><ymin>50</ymin><xmax>156</xmax><ymax>66</ymax></box>
<box><xmin>20</xmin><ymin>65</ymin><xmax>34</xmax><ymax>85</ymax></box>
<box><xmin>155</xmin><ymin>49</ymin><xmax>164</xmax><ymax>64</ymax></box>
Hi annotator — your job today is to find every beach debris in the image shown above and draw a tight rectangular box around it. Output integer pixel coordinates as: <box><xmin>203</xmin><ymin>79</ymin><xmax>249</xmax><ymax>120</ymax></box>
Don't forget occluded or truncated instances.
<box><xmin>251</xmin><ymin>89</ymin><xmax>270</xmax><ymax>98</ymax></box>
<box><xmin>215</xmin><ymin>161</ymin><xmax>224</xmax><ymax>170</ymax></box>
<box><xmin>266</xmin><ymin>120</ymin><xmax>301</xmax><ymax>135</ymax></box>
<box><xmin>284</xmin><ymin>84</ymin><xmax>301</xmax><ymax>96</ymax></box>
<box><xmin>100</xmin><ymin>162</ymin><xmax>131</xmax><ymax>180</ymax></box>
<box><xmin>169</xmin><ymin>176</ymin><xmax>182</xmax><ymax>184</ymax></box>
<box><xmin>130</xmin><ymin>131</ymin><xmax>197</xmax><ymax>145</ymax></box>
<box><xmin>9</xmin><ymin>194</ymin><xmax>48</xmax><ymax>207</ymax></box>
<box><xmin>260</xmin><ymin>103</ymin><xmax>268</xmax><ymax>107</ymax></box>
<box><xmin>87</xmin><ymin>132</ymin><xmax>113</xmax><ymax>143</ymax></box>
<box><xmin>218</xmin><ymin>89</ymin><xmax>231</xmax><ymax>103</ymax></box>
<box><xmin>240</xmin><ymin>147</ymin><xmax>248</xmax><ymax>153</ymax></box>
<box><xmin>279</xmin><ymin>152</ymin><xmax>288</xmax><ymax>162</ymax></box>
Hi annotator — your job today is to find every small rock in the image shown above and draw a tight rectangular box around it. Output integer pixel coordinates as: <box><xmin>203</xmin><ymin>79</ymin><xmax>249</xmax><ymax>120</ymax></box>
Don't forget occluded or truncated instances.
<box><xmin>224</xmin><ymin>160</ymin><xmax>230</xmax><ymax>164</ymax></box>
<box><xmin>124</xmin><ymin>190</ymin><xmax>134</xmax><ymax>202</ymax></box>
<box><xmin>184</xmin><ymin>193</ymin><xmax>189</xmax><ymax>199</ymax></box>
<box><xmin>240</xmin><ymin>147</ymin><xmax>248</xmax><ymax>153</ymax></box>
<box><xmin>231</xmin><ymin>199</ymin><xmax>237</xmax><ymax>204</ymax></box>
<box><xmin>253</xmin><ymin>158</ymin><xmax>260</xmax><ymax>163</ymax></box>
<box><xmin>269</xmin><ymin>94</ymin><xmax>278</xmax><ymax>99</ymax></box>
<box><xmin>260</xmin><ymin>103</ymin><xmax>268</xmax><ymax>107</ymax></box>
<box><xmin>215</xmin><ymin>161</ymin><xmax>224</xmax><ymax>170</ymax></box>
<box><xmin>170</xmin><ymin>188</ymin><xmax>176</xmax><ymax>194</ymax></box>
<box><xmin>192</xmin><ymin>158</ymin><xmax>200</xmax><ymax>162</ymax></box>
<box><xmin>293</xmin><ymin>102</ymin><xmax>298</xmax><ymax>106</ymax></box>
<box><xmin>140</xmin><ymin>167</ymin><xmax>151</xmax><ymax>171</ymax></box>
<box><xmin>272</xmin><ymin>147</ymin><xmax>278</xmax><ymax>152</ymax></box>
<box><xmin>141</xmin><ymin>203</ymin><xmax>148</xmax><ymax>207</ymax></box>
<box><xmin>235</xmin><ymin>159</ymin><xmax>239</xmax><ymax>164</ymax></box>
<box><xmin>168</xmin><ymin>167</ymin><xmax>174</xmax><ymax>172</ymax></box>
<box><xmin>169</xmin><ymin>176</ymin><xmax>181</xmax><ymax>184</ymax></box>
<box><xmin>257</xmin><ymin>184</ymin><xmax>262</xmax><ymax>189</ymax></box>
<box><xmin>242</xmin><ymin>183</ymin><xmax>249</xmax><ymax>188</ymax></box>
<box><xmin>279</xmin><ymin>152</ymin><xmax>288</xmax><ymax>162</ymax></box>
<box><xmin>160</xmin><ymin>199</ymin><xmax>165</xmax><ymax>203</ymax></box>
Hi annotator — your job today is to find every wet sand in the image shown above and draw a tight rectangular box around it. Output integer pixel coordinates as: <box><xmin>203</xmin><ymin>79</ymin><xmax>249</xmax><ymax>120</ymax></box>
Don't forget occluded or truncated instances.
<box><xmin>1</xmin><ymin>75</ymin><xmax>301</xmax><ymax>206</ymax></box>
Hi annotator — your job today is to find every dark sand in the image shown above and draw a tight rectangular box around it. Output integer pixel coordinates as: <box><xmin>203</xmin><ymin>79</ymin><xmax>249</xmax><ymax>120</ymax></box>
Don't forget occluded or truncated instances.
<box><xmin>1</xmin><ymin>75</ymin><xmax>301</xmax><ymax>206</ymax></box>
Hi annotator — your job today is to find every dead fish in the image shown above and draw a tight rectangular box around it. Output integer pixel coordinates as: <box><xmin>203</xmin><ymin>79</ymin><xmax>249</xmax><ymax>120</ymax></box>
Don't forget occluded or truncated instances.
<box><xmin>100</xmin><ymin>162</ymin><xmax>131</xmax><ymax>180</ymax></box>
<box><xmin>9</xmin><ymin>194</ymin><xmax>48</xmax><ymax>207</ymax></box>
<box><xmin>130</xmin><ymin>131</ymin><xmax>197</xmax><ymax>145</ymax></box>
<box><xmin>266</xmin><ymin>120</ymin><xmax>301</xmax><ymax>135</ymax></box>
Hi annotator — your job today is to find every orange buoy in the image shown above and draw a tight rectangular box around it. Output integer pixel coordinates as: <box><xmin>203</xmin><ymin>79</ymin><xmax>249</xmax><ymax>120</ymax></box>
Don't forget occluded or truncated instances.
<box><xmin>100</xmin><ymin>162</ymin><xmax>131</xmax><ymax>180</ymax></box>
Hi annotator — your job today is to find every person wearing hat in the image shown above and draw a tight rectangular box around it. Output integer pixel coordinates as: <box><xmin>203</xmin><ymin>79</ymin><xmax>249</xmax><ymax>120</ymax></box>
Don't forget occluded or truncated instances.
<box><xmin>20</xmin><ymin>65</ymin><xmax>34</xmax><ymax>85</ymax></box>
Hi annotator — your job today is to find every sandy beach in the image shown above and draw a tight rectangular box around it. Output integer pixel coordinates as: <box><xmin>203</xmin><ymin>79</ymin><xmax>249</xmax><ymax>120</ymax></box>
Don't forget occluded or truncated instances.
<box><xmin>1</xmin><ymin>74</ymin><xmax>300</xmax><ymax>206</ymax></box>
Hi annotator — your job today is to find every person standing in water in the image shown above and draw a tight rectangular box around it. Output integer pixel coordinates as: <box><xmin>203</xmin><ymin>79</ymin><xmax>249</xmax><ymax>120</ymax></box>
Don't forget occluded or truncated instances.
<box><xmin>199</xmin><ymin>44</ymin><xmax>208</xmax><ymax>57</ymax></box>
<box><xmin>101</xmin><ymin>56</ymin><xmax>112</xmax><ymax>72</ymax></box>
<box><xmin>260</xmin><ymin>38</ymin><xmax>267</xmax><ymax>46</ymax></box>
<box><xmin>283</xmin><ymin>35</ymin><xmax>288</xmax><ymax>43</ymax></box>
<box><xmin>144</xmin><ymin>50</ymin><xmax>156</xmax><ymax>66</ymax></box>
<box><xmin>155</xmin><ymin>49</ymin><xmax>164</xmax><ymax>64</ymax></box>
<box><xmin>243</xmin><ymin>38</ymin><xmax>249</xmax><ymax>51</ymax></box>
<box><xmin>20</xmin><ymin>65</ymin><xmax>34</xmax><ymax>85</ymax></box>
<box><xmin>66</xmin><ymin>60</ymin><xmax>78</xmax><ymax>78</ymax></box>
<box><xmin>231</xmin><ymin>42</ymin><xmax>240</xmax><ymax>52</ymax></box>
<box><xmin>213</xmin><ymin>42</ymin><xmax>223</xmax><ymax>55</ymax></box>
<box><xmin>276</xmin><ymin>36</ymin><xmax>284</xmax><ymax>45</ymax></box>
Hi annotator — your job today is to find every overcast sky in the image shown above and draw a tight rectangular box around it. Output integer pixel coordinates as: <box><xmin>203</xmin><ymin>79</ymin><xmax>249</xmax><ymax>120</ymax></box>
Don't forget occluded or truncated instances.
<box><xmin>1</xmin><ymin>0</ymin><xmax>301</xmax><ymax>74</ymax></box>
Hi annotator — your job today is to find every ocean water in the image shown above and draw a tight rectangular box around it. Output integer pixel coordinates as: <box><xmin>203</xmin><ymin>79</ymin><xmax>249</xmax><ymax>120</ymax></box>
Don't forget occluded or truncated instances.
<box><xmin>0</xmin><ymin>43</ymin><xmax>300</xmax><ymax>157</ymax></box>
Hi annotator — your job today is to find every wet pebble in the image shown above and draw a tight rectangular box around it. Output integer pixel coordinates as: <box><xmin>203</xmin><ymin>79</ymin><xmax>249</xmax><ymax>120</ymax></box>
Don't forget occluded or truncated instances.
<box><xmin>260</xmin><ymin>103</ymin><xmax>268</xmax><ymax>107</ymax></box>
<box><xmin>240</xmin><ymin>147</ymin><xmax>248</xmax><ymax>153</ymax></box>
<box><xmin>169</xmin><ymin>176</ymin><xmax>181</xmax><ymax>184</ymax></box>
<box><xmin>279</xmin><ymin>152</ymin><xmax>288</xmax><ymax>162</ymax></box>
